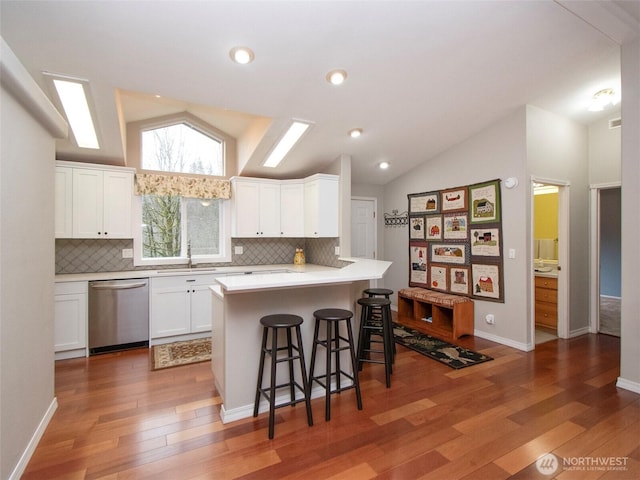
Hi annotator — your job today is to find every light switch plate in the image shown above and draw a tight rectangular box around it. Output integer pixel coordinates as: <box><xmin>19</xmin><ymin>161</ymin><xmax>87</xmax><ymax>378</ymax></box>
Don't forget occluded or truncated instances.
<box><xmin>234</xmin><ymin>246</ymin><xmax>244</xmax><ymax>255</ymax></box>
<box><xmin>122</xmin><ymin>248</ymin><xmax>133</xmax><ymax>258</ymax></box>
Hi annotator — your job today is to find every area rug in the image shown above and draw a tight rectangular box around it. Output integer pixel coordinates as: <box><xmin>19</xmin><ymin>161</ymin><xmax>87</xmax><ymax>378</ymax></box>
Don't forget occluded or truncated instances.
<box><xmin>151</xmin><ymin>337</ymin><xmax>211</xmax><ymax>370</ymax></box>
<box><xmin>393</xmin><ymin>323</ymin><xmax>493</xmax><ymax>370</ymax></box>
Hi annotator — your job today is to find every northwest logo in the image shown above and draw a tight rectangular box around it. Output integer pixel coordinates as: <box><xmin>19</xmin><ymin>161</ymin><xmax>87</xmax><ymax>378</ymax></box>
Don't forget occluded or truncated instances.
<box><xmin>536</xmin><ymin>453</ymin><xmax>560</xmax><ymax>475</ymax></box>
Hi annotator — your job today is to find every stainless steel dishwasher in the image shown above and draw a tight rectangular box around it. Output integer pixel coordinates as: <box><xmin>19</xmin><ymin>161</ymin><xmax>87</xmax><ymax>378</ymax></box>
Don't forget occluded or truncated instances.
<box><xmin>88</xmin><ymin>278</ymin><xmax>149</xmax><ymax>354</ymax></box>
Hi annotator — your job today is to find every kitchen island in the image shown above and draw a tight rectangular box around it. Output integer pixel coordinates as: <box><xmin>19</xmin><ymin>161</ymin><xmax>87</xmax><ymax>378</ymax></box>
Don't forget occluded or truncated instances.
<box><xmin>210</xmin><ymin>258</ymin><xmax>392</xmax><ymax>423</ymax></box>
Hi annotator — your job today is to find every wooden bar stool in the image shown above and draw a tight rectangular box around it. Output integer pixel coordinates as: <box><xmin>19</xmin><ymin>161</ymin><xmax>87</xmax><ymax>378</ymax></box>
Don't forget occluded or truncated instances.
<box><xmin>357</xmin><ymin>297</ymin><xmax>393</xmax><ymax>388</ymax></box>
<box><xmin>308</xmin><ymin>308</ymin><xmax>363</xmax><ymax>421</ymax></box>
<box><xmin>253</xmin><ymin>314</ymin><xmax>313</xmax><ymax>439</ymax></box>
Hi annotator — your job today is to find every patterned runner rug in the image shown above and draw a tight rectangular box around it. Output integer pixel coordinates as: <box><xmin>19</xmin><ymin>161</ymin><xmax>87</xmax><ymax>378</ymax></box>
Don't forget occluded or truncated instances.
<box><xmin>393</xmin><ymin>323</ymin><xmax>492</xmax><ymax>369</ymax></box>
<box><xmin>151</xmin><ymin>337</ymin><xmax>211</xmax><ymax>370</ymax></box>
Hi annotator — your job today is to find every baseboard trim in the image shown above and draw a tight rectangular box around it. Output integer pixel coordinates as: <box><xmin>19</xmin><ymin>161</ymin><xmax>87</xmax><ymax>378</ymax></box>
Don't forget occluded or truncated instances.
<box><xmin>616</xmin><ymin>377</ymin><xmax>640</xmax><ymax>394</ymax></box>
<box><xmin>568</xmin><ymin>326</ymin><xmax>591</xmax><ymax>338</ymax></box>
<box><xmin>9</xmin><ymin>397</ymin><xmax>58</xmax><ymax>480</ymax></box>
<box><xmin>473</xmin><ymin>329</ymin><xmax>531</xmax><ymax>351</ymax></box>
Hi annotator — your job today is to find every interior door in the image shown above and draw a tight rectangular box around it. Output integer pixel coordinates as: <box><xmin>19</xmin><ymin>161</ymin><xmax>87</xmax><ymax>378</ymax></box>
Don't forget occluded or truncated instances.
<box><xmin>351</xmin><ymin>198</ymin><xmax>376</xmax><ymax>259</ymax></box>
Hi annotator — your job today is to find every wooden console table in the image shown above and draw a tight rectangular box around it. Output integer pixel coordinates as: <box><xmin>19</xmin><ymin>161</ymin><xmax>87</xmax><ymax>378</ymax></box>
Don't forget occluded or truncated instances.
<box><xmin>397</xmin><ymin>287</ymin><xmax>474</xmax><ymax>340</ymax></box>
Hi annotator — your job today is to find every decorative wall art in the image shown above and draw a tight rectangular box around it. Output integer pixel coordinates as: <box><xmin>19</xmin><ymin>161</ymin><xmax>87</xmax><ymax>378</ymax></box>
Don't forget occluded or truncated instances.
<box><xmin>449</xmin><ymin>266</ymin><xmax>471</xmax><ymax>295</ymax></box>
<box><xmin>425</xmin><ymin>215</ymin><xmax>443</xmax><ymax>240</ymax></box>
<box><xmin>431</xmin><ymin>243</ymin><xmax>468</xmax><ymax>264</ymax></box>
<box><xmin>407</xmin><ymin>179</ymin><xmax>504</xmax><ymax>302</ymax></box>
<box><xmin>470</xmin><ymin>180</ymin><xmax>501</xmax><ymax>224</ymax></box>
<box><xmin>443</xmin><ymin>213</ymin><xmax>468</xmax><ymax>240</ymax></box>
<box><xmin>441</xmin><ymin>187</ymin><xmax>468</xmax><ymax>212</ymax></box>
<box><xmin>408</xmin><ymin>192</ymin><xmax>439</xmax><ymax>214</ymax></box>
<box><xmin>471</xmin><ymin>263</ymin><xmax>502</xmax><ymax>300</ymax></box>
<box><xmin>410</xmin><ymin>217</ymin><xmax>425</xmax><ymax>239</ymax></box>
<box><xmin>470</xmin><ymin>225</ymin><xmax>501</xmax><ymax>257</ymax></box>
<box><xmin>409</xmin><ymin>243</ymin><xmax>428</xmax><ymax>284</ymax></box>
<box><xmin>430</xmin><ymin>264</ymin><xmax>448</xmax><ymax>291</ymax></box>
<box><xmin>384</xmin><ymin>209</ymin><xmax>408</xmax><ymax>227</ymax></box>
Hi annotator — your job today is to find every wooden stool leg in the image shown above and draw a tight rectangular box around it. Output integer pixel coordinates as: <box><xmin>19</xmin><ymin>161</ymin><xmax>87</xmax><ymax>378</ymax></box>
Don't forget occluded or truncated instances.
<box><xmin>295</xmin><ymin>325</ymin><xmax>313</xmax><ymax>427</ymax></box>
<box><xmin>286</xmin><ymin>328</ymin><xmax>295</xmax><ymax>403</ymax></box>
<box><xmin>268</xmin><ymin>327</ymin><xmax>278</xmax><ymax>439</ymax></box>
<box><xmin>324</xmin><ymin>319</ymin><xmax>332</xmax><ymax>421</ymax></box>
<box><xmin>253</xmin><ymin>327</ymin><xmax>268</xmax><ymax>418</ymax></box>
<box><xmin>345</xmin><ymin>318</ymin><xmax>363</xmax><ymax>410</ymax></box>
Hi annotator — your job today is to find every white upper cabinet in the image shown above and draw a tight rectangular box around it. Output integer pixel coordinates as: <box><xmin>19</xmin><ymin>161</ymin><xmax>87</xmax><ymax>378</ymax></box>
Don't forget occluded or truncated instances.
<box><xmin>102</xmin><ymin>170</ymin><xmax>134</xmax><ymax>237</ymax></box>
<box><xmin>231</xmin><ymin>175</ymin><xmax>338</xmax><ymax>238</ymax></box>
<box><xmin>55</xmin><ymin>166</ymin><xmax>73</xmax><ymax>238</ymax></box>
<box><xmin>304</xmin><ymin>174</ymin><xmax>339</xmax><ymax>237</ymax></box>
<box><xmin>280</xmin><ymin>181</ymin><xmax>305</xmax><ymax>237</ymax></box>
<box><xmin>56</xmin><ymin>161</ymin><xmax>134</xmax><ymax>239</ymax></box>
<box><xmin>231</xmin><ymin>178</ymin><xmax>281</xmax><ymax>237</ymax></box>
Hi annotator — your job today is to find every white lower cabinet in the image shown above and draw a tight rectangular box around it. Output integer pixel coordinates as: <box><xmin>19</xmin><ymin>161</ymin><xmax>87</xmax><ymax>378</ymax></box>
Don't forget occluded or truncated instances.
<box><xmin>150</xmin><ymin>274</ymin><xmax>218</xmax><ymax>341</ymax></box>
<box><xmin>54</xmin><ymin>281</ymin><xmax>88</xmax><ymax>359</ymax></box>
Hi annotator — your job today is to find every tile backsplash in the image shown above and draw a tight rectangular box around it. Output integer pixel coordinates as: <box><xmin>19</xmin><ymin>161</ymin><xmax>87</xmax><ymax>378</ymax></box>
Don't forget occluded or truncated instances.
<box><xmin>55</xmin><ymin>237</ymin><xmax>346</xmax><ymax>274</ymax></box>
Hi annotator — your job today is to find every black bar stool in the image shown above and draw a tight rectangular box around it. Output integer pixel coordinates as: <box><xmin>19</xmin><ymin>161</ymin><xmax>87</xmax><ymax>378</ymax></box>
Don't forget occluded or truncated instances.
<box><xmin>357</xmin><ymin>297</ymin><xmax>393</xmax><ymax>388</ymax></box>
<box><xmin>363</xmin><ymin>288</ymin><xmax>396</xmax><ymax>362</ymax></box>
<box><xmin>363</xmin><ymin>288</ymin><xmax>394</xmax><ymax>299</ymax></box>
<box><xmin>308</xmin><ymin>308</ymin><xmax>363</xmax><ymax>421</ymax></box>
<box><xmin>253</xmin><ymin>314</ymin><xmax>313</xmax><ymax>439</ymax></box>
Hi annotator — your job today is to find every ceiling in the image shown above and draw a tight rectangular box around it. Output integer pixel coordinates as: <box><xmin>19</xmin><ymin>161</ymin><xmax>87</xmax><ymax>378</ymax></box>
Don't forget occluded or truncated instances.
<box><xmin>1</xmin><ymin>1</ymin><xmax>638</xmax><ymax>185</ymax></box>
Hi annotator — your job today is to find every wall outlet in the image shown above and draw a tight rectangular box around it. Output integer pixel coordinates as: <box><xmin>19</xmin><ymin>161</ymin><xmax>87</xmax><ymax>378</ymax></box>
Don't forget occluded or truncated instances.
<box><xmin>335</xmin><ymin>246</ymin><xmax>340</xmax><ymax>255</ymax></box>
<box><xmin>122</xmin><ymin>248</ymin><xmax>133</xmax><ymax>258</ymax></box>
<box><xmin>234</xmin><ymin>246</ymin><xmax>244</xmax><ymax>255</ymax></box>
<box><xmin>485</xmin><ymin>314</ymin><xmax>495</xmax><ymax>325</ymax></box>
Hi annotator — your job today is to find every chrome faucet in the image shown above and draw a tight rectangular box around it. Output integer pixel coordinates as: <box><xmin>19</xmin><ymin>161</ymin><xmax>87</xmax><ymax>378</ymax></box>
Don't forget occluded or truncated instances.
<box><xmin>187</xmin><ymin>240</ymin><xmax>192</xmax><ymax>269</ymax></box>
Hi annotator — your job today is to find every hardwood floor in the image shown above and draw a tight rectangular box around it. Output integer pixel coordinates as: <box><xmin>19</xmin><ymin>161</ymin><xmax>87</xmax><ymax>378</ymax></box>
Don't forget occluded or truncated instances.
<box><xmin>24</xmin><ymin>329</ymin><xmax>640</xmax><ymax>479</ymax></box>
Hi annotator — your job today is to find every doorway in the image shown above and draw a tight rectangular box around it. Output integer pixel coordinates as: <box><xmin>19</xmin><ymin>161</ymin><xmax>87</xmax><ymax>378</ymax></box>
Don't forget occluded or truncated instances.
<box><xmin>589</xmin><ymin>184</ymin><xmax>622</xmax><ymax>336</ymax></box>
<box><xmin>532</xmin><ymin>179</ymin><xmax>569</xmax><ymax>345</ymax></box>
<box><xmin>351</xmin><ymin>197</ymin><xmax>377</xmax><ymax>259</ymax></box>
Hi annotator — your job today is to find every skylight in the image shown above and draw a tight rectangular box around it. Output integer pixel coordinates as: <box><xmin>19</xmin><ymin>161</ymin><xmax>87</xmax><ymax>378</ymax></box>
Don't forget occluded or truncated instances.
<box><xmin>45</xmin><ymin>74</ymin><xmax>100</xmax><ymax>149</ymax></box>
<box><xmin>263</xmin><ymin>121</ymin><xmax>311</xmax><ymax>168</ymax></box>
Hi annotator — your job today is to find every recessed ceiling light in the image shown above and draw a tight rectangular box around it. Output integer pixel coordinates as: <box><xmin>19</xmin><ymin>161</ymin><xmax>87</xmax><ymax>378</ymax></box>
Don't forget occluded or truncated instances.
<box><xmin>379</xmin><ymin>161</ymin><xmax>390</xmax><ymax>170</ymax></box>
<box><xmin>263</xmin><ymin>121</ymin><xmax>313</xmax><ymax>168</ymax></box>
<box><xmin>229</xmin><ymin>46</ymin><xmax>255</xmax><ymax>65</ymax></box>
<box><xmin>349</xmin><ymin>128</ymin><xmax>362</xmax><ymax>138</ymax></box>
<box><xmin>326</xmin><ymin>69</ymin><xmax>347</xmax><ymax>85</ymax></box>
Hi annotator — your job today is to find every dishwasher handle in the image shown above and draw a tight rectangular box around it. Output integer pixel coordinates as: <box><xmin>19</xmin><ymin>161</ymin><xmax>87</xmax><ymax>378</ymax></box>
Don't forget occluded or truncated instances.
<box><xmin>90</xmin><ymin>281</ymin><xmax>148</xmax><ymax>290</ymax></box>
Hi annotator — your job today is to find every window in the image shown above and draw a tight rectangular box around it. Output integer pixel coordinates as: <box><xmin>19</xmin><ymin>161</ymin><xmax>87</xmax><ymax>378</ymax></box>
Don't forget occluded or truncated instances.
<box><xmin>141</xmin><ymin>195</ymin><xmax>225</xmax><ymax>261</ymax></box>
<box><xmin>141</xmin><ymin>123</ymin><xmax>224</xmax><ymax>176</ymax></box>
<box><xmin>132</xmin><ymin>115</ymin><xmax>232</xmax><ymax>266</ymax></box>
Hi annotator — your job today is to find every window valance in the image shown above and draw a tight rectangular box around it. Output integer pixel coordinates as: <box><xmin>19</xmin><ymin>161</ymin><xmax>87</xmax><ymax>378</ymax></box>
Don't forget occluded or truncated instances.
<box><xmin>134</xmin><ymin>173</ymin><xmax>231</xmax><ymax>200</ymax></box>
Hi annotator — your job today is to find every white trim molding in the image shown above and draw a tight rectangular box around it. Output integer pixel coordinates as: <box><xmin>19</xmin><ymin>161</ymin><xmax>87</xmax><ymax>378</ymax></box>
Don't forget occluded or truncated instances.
<box><xmin>9</xmin><ymin>398</ymin><xmax>58</xmax><ymax>480</ymax></box>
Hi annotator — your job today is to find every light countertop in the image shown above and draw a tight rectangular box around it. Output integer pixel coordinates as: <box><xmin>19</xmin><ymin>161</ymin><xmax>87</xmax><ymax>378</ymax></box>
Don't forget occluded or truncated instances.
<box><xmin>55</xmin><ymin>258</ymin><xmax>392</xmax><ymax>289</ymax></box>
<box><xmin>215</xmin><ymin>258</ymin><xmax>392</xmax><ymax>293</ymax></box>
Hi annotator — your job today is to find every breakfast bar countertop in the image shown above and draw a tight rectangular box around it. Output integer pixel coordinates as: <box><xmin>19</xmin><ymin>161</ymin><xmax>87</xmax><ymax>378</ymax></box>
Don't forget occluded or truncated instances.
<box><xmin>214</xmin><ymin>258</ymin><xmax>392</xmax><ymax>293</ymax></box>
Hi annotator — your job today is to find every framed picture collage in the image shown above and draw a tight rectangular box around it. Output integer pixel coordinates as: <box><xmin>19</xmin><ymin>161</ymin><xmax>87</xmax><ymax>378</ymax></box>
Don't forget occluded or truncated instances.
<box><xmin>408</xmin><ymin>179</ymin><xmax>504</xmax><ymax>302</ymax></box>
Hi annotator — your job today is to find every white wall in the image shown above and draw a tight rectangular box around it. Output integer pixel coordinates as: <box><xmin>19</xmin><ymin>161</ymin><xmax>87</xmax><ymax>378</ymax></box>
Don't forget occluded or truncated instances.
<box><xmin>588</xmin><ymin>108</ymin><xmax>622</xmax><ymax>184</ymax></box>
<box><xmin>619</xmin><ymin>36</ymin><xmax>640</xmax><ymax>392</ymax></box>
<box><xmin>1</xmin><ymin>38</ymin><xmax>65</xmax><ymax>479</ymax></box>
<box><xmin>324</xmin><ymin>154</ymin><xmax>352</xmax><ymax>257</ymax></box>
<box><xmin>382</xmin><ymin>107</ymin><xmax>531</xmax><ymax>348</ymax></box>
<box><xmin>526</xmin><ymin>105</ymin><xmax>590</xmax><ymax>334</ymax></box>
